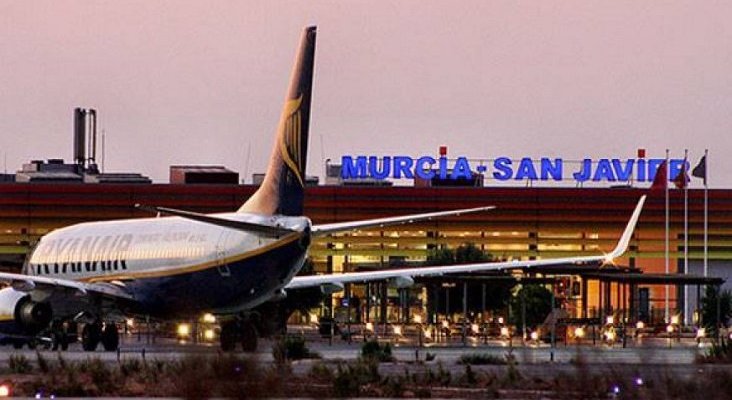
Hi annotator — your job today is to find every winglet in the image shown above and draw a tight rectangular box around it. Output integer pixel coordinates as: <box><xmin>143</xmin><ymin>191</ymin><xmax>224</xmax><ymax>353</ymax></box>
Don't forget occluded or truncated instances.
<box><xmin>607</xmin><ymin>195</ymin><xmax>646</xmax><ymax>259</ymax></box>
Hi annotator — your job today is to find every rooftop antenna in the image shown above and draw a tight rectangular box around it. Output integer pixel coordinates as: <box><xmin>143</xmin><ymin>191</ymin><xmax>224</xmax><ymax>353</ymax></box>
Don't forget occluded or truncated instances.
<box><xmin>243</xmin><ymin>141</ymin><xmax>251</xmax><ymax>184</ymax></box>
<box><xmin>319</xmin><ymin>133</ymin><xmax>326</xmax><ymax>180</ymax></box>
<box><xmin>101</xmin><ymin>128</ymin><xmax>106</xmax><ymax>173</ymax></box>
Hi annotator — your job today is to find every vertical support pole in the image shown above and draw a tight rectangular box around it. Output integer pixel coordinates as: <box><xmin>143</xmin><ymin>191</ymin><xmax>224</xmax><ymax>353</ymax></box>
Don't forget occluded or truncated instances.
<box><xmin>521</xmin><ymin>287</ymin><xmax>526</xmax><ymax>343</ymax></box>
<box><xmin>462</xmin><ymin>282</ymin><xmax>468</xmax><ymax>347</ymax></box>
<box><xmin>581</xmin><ymin>277</ymin><xmax>588</xmax><ymax>319</ymax></box>
<box><xmin>550</xmin><ymin>280</ymin><xmax>556</xmax><ymax>362</ymax></box>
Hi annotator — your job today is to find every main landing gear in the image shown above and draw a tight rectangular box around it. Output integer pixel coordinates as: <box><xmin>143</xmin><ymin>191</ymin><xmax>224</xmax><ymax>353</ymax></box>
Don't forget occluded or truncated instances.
<box><xmin>220</xmin><ymin>319</ymin><xmax>258</xmax><ymax>352</ymax></box>
<box><xmin>81</xmin><ymin>322</ymin><xmax>119</xmax><ymax>351</ymax></box>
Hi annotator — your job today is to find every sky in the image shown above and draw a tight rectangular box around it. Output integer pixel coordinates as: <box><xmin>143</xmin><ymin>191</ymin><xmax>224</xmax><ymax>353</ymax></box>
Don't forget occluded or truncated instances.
<box><xmin>1</xmin><ymin>1</ymin><xmax>730</xmax><ymax>187</ymax></box>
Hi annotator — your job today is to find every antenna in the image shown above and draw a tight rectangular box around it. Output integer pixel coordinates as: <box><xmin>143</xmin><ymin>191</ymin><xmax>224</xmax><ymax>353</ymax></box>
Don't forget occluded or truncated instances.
<box><xmin>243</xmin><ymin>142</ymin><xmax>251</xmax><ymax>184</ymax></box>
<box><xmin>319</xmin><ymin>133</ymin><xmax>326</xmax><ymax>180</ymax></box>
<box><xmin>101</xmin><ymin>128</ymin><xmax>106</xmax><ymax>173</ymax></box>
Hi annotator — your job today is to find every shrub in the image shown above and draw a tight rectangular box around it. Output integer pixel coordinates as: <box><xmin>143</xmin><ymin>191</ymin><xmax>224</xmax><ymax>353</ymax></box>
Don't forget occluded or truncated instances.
<box><xmin>9</xmin><ymin>354</ymin><xmax>33</xmax><ymax>373</ymax></box>
<box><xmin>458</xmin><ymin>353</ymin><xmax>507</xmax><ymax>365</ymax></box>
<box><xmin>272</xmin><ymin>335</ymin><xmax>320</xmax><ymax>363</ymax></box>
<box><xmin>697</xmin><ymin>337</ymin><xmax>732</xmax><ymax>364</ymax></box>
<box><xmin>360</xmin><ymin>340</ymin><xmax>394</xmax><ymax>362</ymax></box>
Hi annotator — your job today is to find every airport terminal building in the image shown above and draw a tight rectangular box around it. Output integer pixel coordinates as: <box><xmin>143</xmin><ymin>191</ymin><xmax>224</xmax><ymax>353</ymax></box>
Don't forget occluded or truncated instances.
<box><xmin>0</xmin><ymin>161</ymin><xmax>729</xmax><ymax>327</ymax></box>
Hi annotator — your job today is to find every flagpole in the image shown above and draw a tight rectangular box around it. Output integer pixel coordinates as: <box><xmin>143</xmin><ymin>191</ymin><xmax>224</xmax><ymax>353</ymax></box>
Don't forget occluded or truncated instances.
<box><xmin>701</xmin><ymin>150</ymin><xmax>708</xmax><ymax>328</ymax></box>
<box><xmin>683</xmin><ymin>149</ymin><xmax>689</xmax><ymax>325</ymax></box>
<box><xmin>664</xmin><ymin>149</ymin><xmax>670</xmax><ymax>323</ymax></box>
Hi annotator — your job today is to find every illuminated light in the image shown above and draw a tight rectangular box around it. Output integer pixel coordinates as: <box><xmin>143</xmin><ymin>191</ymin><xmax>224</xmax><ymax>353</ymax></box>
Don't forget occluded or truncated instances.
<box><xmin>126</xmin><ymin>318</ymin><xmax>134</xmax><ymax>328</ymax></box>
<box><xmin>202</xmin><ymin>313</ymin><xmax>216</xmax><ymax>323</ymax></box>
<box><xmin>0</xmin><ymin>384</ymin><xmax>10</xmax><ymax>397</ymax></box>
<box><xmin>204</xmin><ymin>329</ymin><xmax>215</xmax><ymax>340</ymax></box>
<box><xmin>606</xmin><ymin>316</ymin><xmax>614</xmax><ymax>325</ymax></box>
<box><xmin>696</xmin><ymin>328</ymin><xmax>706</xmax><ymax>338</ymax></box>
<box><xmin>612</xmin><ymin>385</ymin><xmax>620</xmax><ymax>395</ymax></box>
<box><xmin>471</xmin><ymin>324</ymin><xmax>480</xmax><ymax>334</ymax></box>
<box><xmin>424</xmin><ymin>329</ymin><xmax>432</xmax><ymax>339</ymax></box>
<box><xmin>393</xmin><ymin>325</ymin><xmax>402</xmax><ymax>336</ymax></box>
<box><xmin>574</xmin><ymin>327</ymin><xmax>585</xmax><ymax>338</ymax></box>
<box><xmin>636</xmin><ymin>321</ymin><xmax>645</xmax><ymax>330</ymax></box>
<box><xmin>177</xmin><ymin>323</ymin><xmax>190</xmax><ymax>337</ymax></box>
<box><xmin>670</xmin><ymin>315</ymin><xmax>680</xmax><ymax>325</ymax></box>
<box><xmin>500</xmin><ymin>326</ymin><xmax>510</xmax><ymax>337</ymax></box>
<box><xmin>530</xmin><ymin>331</ymin><xmax>539</xmax><ymax>341</ymax></box>
<box><xmin>365</xmin><ymin>322</ymin><xmax>374</xmax><ymax>332</ymax></box>
<box><xmin>442</xmin><ymin>320</ymin><xmax>450</xmax><ymax>329</ymax></box>
<box><xmin>605</xmin><ymin>329</ymin><xmax>616</xmax><ymax>342</ymax></box>
<box><xmin>666</xmin><ymin>324</ymin><xmax>674</xmax><ymax>334</ymax></box>
<box><xmin>498</xmin><ymin>317</ymin><xmax>504</xmax><ymax>324</ymax></box>
<box><xmin>413</xmin><ymin>315</ymin><xmax>422</xmax><ymax>324</ymax></box>
<box><xmin>635</xmin><ymin>377</ymin><xmax>644</xmax><ymax>386</ymax></box>
<box><xmin>309</xmin><ymin>313</ymin><xmax>319</xmax><ymax>324</ymax></box>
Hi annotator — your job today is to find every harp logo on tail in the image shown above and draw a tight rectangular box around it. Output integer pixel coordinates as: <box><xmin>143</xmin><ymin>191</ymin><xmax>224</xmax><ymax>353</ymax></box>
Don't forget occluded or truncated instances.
<box><xmin>279</xmin><ymin>95</ymin><xmax>305</xmax><ymax>187</ymax></box>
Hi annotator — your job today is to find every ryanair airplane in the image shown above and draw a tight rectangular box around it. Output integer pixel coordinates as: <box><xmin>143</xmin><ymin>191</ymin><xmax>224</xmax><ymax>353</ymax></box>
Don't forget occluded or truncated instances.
<box><xmin>0</xmin><ymin>26</ymin><xmax>646</xmax><ymax>352</ymax></box>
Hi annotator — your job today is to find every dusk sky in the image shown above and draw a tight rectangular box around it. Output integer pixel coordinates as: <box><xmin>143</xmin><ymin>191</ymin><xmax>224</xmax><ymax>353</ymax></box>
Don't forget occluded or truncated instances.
<box><xmin>1</xmin><ymin>1</ymin><xmax>730</xmax><ymax>187</ymax></box>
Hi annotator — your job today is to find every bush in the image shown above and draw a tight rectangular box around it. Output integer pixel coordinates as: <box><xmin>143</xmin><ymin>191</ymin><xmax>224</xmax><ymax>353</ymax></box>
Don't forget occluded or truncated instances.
<box><xmin>272</xmin><ymin>335</ymin><xmax>320</xmax><ymax>363</ymax></box>
<box><xmin>360</xmin><ymin>340</ymin><xmax>394</xmax><ymax>362</ymax></box>
<box><xmin>697</xmin><ymin>337</ymin><xmax>732</xmax><ymax>364</ymax></box>
<box><xmin>9</xmin><ymin>354</ymin><xmax>33</xmax><ymax>373</ymax></box>
<box><xmin>333</xmin><ymin>359</ymin><xmax>381</xmax><ymax>397</ymax></box>
<box><xmin>458</xmin><ymin>353</ymin><xmax>507</xmax><ymax>365</ymax></box>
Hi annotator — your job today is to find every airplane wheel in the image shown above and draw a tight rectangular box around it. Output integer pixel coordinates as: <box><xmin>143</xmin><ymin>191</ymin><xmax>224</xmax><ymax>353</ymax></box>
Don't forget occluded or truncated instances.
<box><xmin>101</xmin><ymin>323</ymin><xmax>119</xmax><ymax>351</ymax></box>
<box><xmin>240</xmin><ymin>322</ymin><xmax>258</xmax><ymax>352</ymax></box>
<box><xmin>220</xmin><ymin>322</ymin><xmax>238</xmax><ymax>352</ymax></box>
<box><xmin>81</xmin><ymin>323</ymin><xmax>101</xmax><ymax>351</ymax></box>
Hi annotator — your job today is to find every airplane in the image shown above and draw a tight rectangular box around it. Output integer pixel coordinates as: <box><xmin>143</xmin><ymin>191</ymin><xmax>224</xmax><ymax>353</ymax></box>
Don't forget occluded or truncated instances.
<box><xmin>0</xmin><ymin>26</ymin><xmax>646</xmax><ymax>352</ymax></box>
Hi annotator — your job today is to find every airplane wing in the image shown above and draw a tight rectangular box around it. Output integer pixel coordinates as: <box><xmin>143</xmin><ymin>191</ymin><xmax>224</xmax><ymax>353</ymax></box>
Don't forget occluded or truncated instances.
<box><xmin>286</xmin><ymin>195</ymin><xmax>645</xmax><ymax>290</ymax></box>
<box><xmin>0</xmin><ymin>272</ymin><xmax>136</xmax><ymax>301</ymax></box>
<box><xmin>311</xmin><ymin>205</ymin><xmax>495</xmax><ymax>237</ymax></box>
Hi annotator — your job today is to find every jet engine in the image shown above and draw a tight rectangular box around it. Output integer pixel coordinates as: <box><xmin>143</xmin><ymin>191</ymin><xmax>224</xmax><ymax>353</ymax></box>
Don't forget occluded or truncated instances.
<box><xmin>0</xmin><ymin>287</ymin><xmax>52</xmax><ymax>334</ymax></box>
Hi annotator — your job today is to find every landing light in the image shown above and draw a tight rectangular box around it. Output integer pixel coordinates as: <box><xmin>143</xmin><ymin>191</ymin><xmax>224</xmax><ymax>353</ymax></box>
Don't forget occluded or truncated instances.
<box><xmin>0</xmin><ymin>383</ymin><xmax>10</xmax><ymax>397</ymax></box>
<box><xmin>177</xmin><ymin>323</ymin><xmax>191</xmax><ymax>337</ymax></box>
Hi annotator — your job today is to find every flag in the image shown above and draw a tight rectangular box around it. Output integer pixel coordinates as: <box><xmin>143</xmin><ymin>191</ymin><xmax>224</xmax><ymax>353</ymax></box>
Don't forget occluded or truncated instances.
<box><xmin>650</xmin><ymin>160</ymin><xmax>667</xmax><ymax>191</ymax></box>
<box><xmin>673</xmin><ymin>157</ymin><xmax>689</xmax><ymax>189</ymax></box>
<box><xmin>692</xmin><ymin>155</ymin><xmax>707</xmax><ymax>186</ymax></box>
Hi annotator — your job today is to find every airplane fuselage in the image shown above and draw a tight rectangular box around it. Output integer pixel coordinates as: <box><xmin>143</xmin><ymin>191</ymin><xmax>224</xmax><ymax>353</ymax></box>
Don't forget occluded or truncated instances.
<box><xmin>23</xmin><ymin>213</ymin><xmax>312</xmax><ymax>318</ymax></box>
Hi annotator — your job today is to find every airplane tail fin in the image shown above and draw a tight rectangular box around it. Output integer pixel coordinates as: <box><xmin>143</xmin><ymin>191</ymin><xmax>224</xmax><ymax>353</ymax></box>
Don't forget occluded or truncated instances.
<box><xmin>238</xmin><ymin>26</ymin><xmax>316</xmax><ymax>216</ymax></box>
